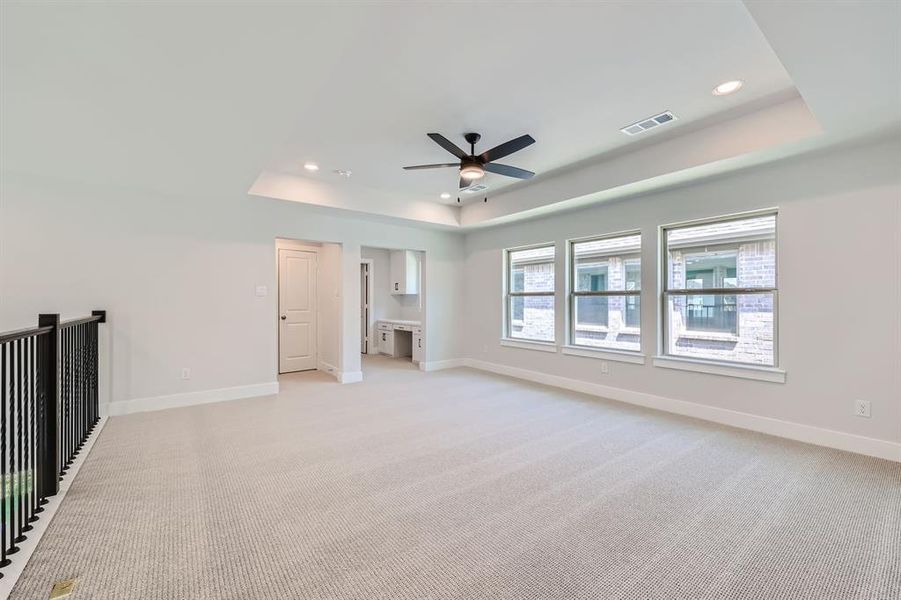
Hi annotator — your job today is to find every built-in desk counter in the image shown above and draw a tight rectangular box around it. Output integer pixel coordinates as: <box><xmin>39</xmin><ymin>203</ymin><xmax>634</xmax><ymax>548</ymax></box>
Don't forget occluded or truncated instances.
<box><xmin>377</xmin><ymin>320</ymin><xmax>423</xmax><ymax>363</ymax></box>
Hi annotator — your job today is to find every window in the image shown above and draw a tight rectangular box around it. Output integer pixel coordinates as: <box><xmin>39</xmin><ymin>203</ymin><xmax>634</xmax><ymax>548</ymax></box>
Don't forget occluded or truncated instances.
<box><xmin>663</xmin><ymin>213</ymin><xmax>777</xmax><ymax>366</ymax></box>
<box><xmin>506</xmin><ymin>245</ymin><xmax>555</xmax><ymax>342</ymax></box>
<box><xmin>569</xmin><ymin>233</ymin><xmax>641</xmax><ymax>352</ymax></box>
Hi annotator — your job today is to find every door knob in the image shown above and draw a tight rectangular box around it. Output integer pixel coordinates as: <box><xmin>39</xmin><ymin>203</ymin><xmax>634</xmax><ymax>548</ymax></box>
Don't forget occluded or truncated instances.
<box><xmin>280</xmin><ymin>315</ymin><xmax>286</xmax><ymax>320</ymax></box>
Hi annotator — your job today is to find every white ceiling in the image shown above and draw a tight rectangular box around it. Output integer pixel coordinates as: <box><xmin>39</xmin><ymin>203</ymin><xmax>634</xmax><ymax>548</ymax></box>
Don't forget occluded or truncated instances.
<box><xmin>2</xmin><ymin>1</ymin><xmax>899</xmax><ymax>230</ymax></box>
<box><xmin>259</xmin><ymin>1</ymin><xmax>796</xmax><ymax>205</ymax></box>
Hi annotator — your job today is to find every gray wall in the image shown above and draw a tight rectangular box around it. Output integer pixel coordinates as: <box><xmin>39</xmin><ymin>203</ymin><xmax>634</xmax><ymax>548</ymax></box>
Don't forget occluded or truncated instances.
<box><xmin>0</xmin><ymin>173</ymin><xmax>465</xmax><ymax>407</ymax></box>
<box><xmin>464</xmin><ymin>138</ymin><xmax>901</xmax><ymax>445</ymax></box>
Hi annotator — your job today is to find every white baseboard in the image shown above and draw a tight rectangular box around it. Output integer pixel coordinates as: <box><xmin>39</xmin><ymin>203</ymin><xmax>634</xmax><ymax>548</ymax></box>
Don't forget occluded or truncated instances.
<box><xmin>318</xmin><ymin>361</ymin><xmax>361</xmax><ymax>384</ymax></box>
<box><xmin>105</xmin><ymin>381</ymin><xmax>279</xmax><ymax>416</ymax></box>
<box><xmin>318</xmin><ymin>361</ymin><xmax>339</xmax><ymax>380</ymax></box>
<box><xmin>463</xmin><ymin>358</ymin><xmax>901</xmax><ymax>463</ymax></box>
<box><xmin>0</xmin><ymin>417</ymin><xmax>108</xmax><ymax>600</ymax></box>
<box><xmin>340</xmin><ymin>371</ymin><xmax>363</xmax><ymax>384</ymax></box>
<box><xmin>419</xmin><ymin>358</ymin><xmax>467</xmax><ymax>372</ymax></box>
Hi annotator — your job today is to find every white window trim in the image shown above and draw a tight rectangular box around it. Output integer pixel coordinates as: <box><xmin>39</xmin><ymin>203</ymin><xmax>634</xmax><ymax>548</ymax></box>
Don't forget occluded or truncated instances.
<box><xmin>658</xmin><ymin>208</ymin><xmax>780</xmax><ymax>372</ymax></box>
<box><xmin>652</xmin><ymin>355</ymin><xmax>785</xmax><ymax>383</ymax></box>
<box><xmin>562</xmin><ymin>345</ymin><xmax>645</xmax><ymax>364</ymax></box>
<box><xmin>504</xmin><ymin>242</ymin><xmax>557</xmax><ymax>344</ymax></box>
<box><xmin>501</xmin><ymin>338</ymin><xmax>558</xmax><ymax>353</ymax></box>
<box><xmin>567</xmin><ymin>230</ymin><xmax>643</xmax><ymax>351</ymax></box>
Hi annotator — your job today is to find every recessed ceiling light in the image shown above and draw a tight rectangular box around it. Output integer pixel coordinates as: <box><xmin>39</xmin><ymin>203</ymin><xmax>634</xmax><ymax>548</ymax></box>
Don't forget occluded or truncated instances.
<box><xmin>303</xmin><ymin>162</ymin><xmax>319</xmax><ymax>171</ymax></box>
<box><xmin>712</xmin><ymin>80</ymin><xmax>744</xmax><ymax>96</ymax></box>
<box><xmin>440</xmin><ymin>192</ymin><xmax>451</xmax><ymax>200</ymax></box>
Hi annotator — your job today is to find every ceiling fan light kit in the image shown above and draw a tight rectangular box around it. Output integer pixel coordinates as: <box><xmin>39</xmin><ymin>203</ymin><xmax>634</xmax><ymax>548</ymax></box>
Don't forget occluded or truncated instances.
<box><xmin>403</xmin><ymin>131</ymin><xmax>536</xmax><ymax>190</ymax></box>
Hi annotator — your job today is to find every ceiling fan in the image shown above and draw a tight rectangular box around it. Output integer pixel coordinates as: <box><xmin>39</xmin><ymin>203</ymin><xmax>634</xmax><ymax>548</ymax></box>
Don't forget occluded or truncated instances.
<box><xmin>403</xmin><ymin>132</ymin><xmax>536</xmax><ymax>190</ymax></box>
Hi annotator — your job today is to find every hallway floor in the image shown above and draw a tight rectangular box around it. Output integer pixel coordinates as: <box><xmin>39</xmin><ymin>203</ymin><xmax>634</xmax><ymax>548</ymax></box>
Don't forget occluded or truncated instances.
<box><xmin>9</xmin><ymin>356</ymin><xmax>901</xmax><ymax>599</ymax></box>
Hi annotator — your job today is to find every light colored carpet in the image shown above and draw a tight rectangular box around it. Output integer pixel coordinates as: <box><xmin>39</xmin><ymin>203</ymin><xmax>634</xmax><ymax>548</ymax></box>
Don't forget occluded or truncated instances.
<box><xmin>9</xmin><ymin>356</ymin><xmax>901</xmax><ymax>599</ymax></box>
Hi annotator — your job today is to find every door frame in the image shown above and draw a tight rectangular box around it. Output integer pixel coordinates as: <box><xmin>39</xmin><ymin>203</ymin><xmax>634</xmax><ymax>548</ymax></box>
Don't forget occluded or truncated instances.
<box><xmin>361</xmin><ymin>258</ymin><xmax>375</xmax><ymax>354</ymax></box>
<box><xmin>275</xmin><ymin>239</ymin><xmax>321</xmax><ymax>374</ymax></box>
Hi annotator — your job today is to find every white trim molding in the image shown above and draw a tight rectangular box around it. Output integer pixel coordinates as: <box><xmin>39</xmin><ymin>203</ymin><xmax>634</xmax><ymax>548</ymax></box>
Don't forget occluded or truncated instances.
<box><xmin>318</xmin><ymin>361</ymin><xmax>340</xmax><ymax>380</ymax></box>
<box><xmin>419</xmin><ymin>358</ymin><xmax>467</xmax><ymax>372</ymax></box>
<box><xmin>462</xmin><ymin>358</ymin><xmax>900</xmax><ymax>463</ymax></box>
<box><xmin>562</xmin><ymin>345</ymin><xmax>646</xmax><ymax>364</ymax></box>
<box><xmin>653</xmin><ymin>355</ymin><xmax>786</xmax><ymax>383</ymax></box>
<box><xmin>339</xmin><ymin>371</ymin><xmax>363</xmax><ymax>384</ymax></box>
<box><xmin>0</xmin><ymin>417</ymin><xmax>108</xmax><ymax>600</ymax></box>
<box><xmin>105</xmin><ymin>382</ymin><xmax>280</xmax><ymax>416</ymax></box>
<box><xmin>500</xmin><ymin>338</ymin><xmax>558</xmax><ymax>353</ymax></box>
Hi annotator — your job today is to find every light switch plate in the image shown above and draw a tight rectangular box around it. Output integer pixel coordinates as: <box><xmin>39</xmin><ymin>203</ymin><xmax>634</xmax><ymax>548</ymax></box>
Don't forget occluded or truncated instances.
<box><xmin>255</xmin><ymin>285</ymin><xmax>268</xmax><ymax>297</ymax></box>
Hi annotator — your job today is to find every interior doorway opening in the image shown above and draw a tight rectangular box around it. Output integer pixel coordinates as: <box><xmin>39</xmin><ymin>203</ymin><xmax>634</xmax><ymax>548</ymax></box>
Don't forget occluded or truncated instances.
<box><xmin>360</xmin><ymin>260</ymin><xmax>373</xmax><ymax>354</ymax></box>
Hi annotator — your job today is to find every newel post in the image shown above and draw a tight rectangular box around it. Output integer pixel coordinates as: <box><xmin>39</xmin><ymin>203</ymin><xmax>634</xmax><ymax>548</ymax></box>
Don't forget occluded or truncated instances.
<box><xmin>37</xmin><ymin>314</ymin><xmax>60</xmax><ymax>499</ymax></box>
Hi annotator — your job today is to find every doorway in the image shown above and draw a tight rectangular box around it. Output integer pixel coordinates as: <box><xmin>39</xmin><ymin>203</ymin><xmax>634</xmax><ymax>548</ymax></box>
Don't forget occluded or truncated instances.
<box><xmin>361</xmin><ymin>262</ymin><xmax>370</xmax><ymax>353</ymax></box>
<box><xmin>278</xmin><ymin>247</ymin><xmax>318</xmax><ymax>373</ymax></box>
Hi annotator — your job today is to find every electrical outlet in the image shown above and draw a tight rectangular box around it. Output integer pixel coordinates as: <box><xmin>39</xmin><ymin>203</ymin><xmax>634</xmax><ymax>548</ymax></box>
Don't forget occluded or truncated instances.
<box><xmin>600</xmin><ymin>361</ymin><xmax>609</xmax><ymax>375</ymax></box>
<box><xmin>181</xmin><ymin>368</ymin><xmax>191</xmax><ymax>380</ymax></box>
<box><xmin>854</xmin><ymin>400</ymin><xmax>871</xmax><ymax>418</ymax></box>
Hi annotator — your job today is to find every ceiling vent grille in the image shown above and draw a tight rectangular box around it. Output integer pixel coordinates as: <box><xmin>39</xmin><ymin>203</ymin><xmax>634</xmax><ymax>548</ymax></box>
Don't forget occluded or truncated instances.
<box><xmin>463</xmin><ymin>183</ymin><xmax>489</xmax><ymax>194</ymax></box>
<box><xmin>620</xmin><ymin>111</ymin><xmax>677</xmax><ymax>136</ymax></box>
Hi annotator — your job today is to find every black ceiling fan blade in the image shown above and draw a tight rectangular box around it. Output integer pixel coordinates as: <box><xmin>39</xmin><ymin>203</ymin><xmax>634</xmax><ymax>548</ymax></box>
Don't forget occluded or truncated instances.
<box><xmin>402</xmin><ymin>163</ymin><xmax>459</xmax><ymax>170</ymax></box>
<box><xmin>483</xmin><ymin>163</ymin><xmax>535</xmax><ymax>180</ymax></box>
<box><xmin>459</xmin><ymin>176</ymin><xmax>470</xmax><ymax>190</ymax></box>
<box><xmin>427</xmin><ymin>133</ymin><xmax>468</xmax><ymax>160</ymax></box>
<box><xmin>479</xmin><ymin>134</ymin><xmax>535</xmax><ymax>163</ymax></box>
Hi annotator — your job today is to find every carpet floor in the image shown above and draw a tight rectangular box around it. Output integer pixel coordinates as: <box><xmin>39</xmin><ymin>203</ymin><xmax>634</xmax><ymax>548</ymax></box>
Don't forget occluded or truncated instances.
<box><xmin>8</xmin><ymin>356</ymin><xmax>901</xmax><ymax>599</ymax></box>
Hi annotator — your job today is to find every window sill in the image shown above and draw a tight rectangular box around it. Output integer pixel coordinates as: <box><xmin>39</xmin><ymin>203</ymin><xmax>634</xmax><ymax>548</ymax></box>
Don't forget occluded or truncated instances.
<box><xmin>677</xmin><ymin>331</ymin><xmax>740</xmax><ymax>343</ymax></box>
<box><xmin>574</xmin><ymin>325</ymin><xmax>609</xmax><ymax>333</ymax></box>
<box><xmin>652</xmin><ymin>355</ymin><xmax>785</xmax><ymax>383</ymax></box>
<box><xmin>562</xmin><ymin>345</ymin><xmax>645</xmax><ymax>364</ymax></box>
<box><xmin>500</xmin><ymin>338</ymin><xmax>558</xmax><ymax>353</ymax></box>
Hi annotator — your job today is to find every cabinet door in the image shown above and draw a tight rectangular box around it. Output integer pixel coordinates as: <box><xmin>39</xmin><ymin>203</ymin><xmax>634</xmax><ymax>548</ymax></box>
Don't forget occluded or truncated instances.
<box><xmin>412</xmin><ymin>333</ymin><xmax>423</xmax><ymax>363</ymax></box>
<box><xmin>389</xmin><ymin>251</ymin><xmax>405</xmax><ymax>295</ymax></box>
<box><xmin>404</xmin><ymin>251</ymin><xmax>419</xmax><ymax>294</ymax></box>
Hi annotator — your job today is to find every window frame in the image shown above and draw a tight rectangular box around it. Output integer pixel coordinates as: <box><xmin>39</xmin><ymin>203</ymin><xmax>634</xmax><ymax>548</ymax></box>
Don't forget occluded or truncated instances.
<box><xmin>504</xmin><ymin>243</ymin><xmax>557</xmax><ymax>344</ymax></box>
<box><xmin>567</xmin><ymin>231</ymin><xmax>642</xmax><ymax>352</ymax></box>
<box><xmin>659</xmin><ymin>209</ymin><xmax>779</xmax><ymax>368</ymax></box>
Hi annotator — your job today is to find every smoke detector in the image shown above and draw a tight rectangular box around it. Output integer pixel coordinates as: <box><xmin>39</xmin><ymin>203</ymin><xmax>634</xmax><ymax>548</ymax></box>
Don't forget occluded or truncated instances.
<box><xmin>620</xmin><ymin>111</ymin><xmax>677</xmax><ymax>136</ymax></box>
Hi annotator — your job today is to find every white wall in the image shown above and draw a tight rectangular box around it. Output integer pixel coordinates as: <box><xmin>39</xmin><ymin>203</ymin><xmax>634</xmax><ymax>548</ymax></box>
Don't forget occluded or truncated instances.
<box><xmin>316</xmin><ymin>242</ymin><xmax>341</xmax><ymax>373</ymax></box>
<box><xmin>0</xmin><ymin>172</ymin><xmax>465</xmax><ymax>409</ymax></box>
<box><xmin>464</xmin><ymin>137</ymin><xmax>901</xmax><ymax>447</ymax></box>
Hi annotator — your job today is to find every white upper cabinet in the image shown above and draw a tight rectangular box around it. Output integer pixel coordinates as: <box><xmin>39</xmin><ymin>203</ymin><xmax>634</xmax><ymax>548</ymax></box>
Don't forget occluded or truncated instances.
<box><xmin>389</xmin><ymin>250</ymin><xmax>419</xmax><ymax>295</ymax></box>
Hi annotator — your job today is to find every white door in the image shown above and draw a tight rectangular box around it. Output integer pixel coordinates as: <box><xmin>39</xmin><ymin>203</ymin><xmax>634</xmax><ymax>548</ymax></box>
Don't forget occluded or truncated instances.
<box><xmin>279</xmin><ymin>249</ymin><xmax>317</xmax><ymax>373</ymax></box>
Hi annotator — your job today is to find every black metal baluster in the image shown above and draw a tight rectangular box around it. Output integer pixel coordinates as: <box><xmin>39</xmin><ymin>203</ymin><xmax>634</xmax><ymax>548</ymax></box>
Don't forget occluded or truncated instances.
<box><xmin>78</xmin><ymin>325</ymin><xmax>84</xmax><ymax>448</ymax></box>
<box><xmin>64</xmin><ymin>327</ymin><xmax>69</xmax><ymax>469</ymax></box>
<box><xmin>22</xmin><ymin>338</ymin><xmax>34</xmax><ymax>530</ymax></box>
<box><xmin>73</xmin><ymin>326</ymin><xmax>79</xmax><ymax>455</ymax></box>
<box><xmin>1</xmin><ymin>343</ymin><xmax>10</xmax><ymax>569</ymax></box>
<box><xmin>77</xmin><ymin>324</ymin><xmax>82</xmax><ymax>450</ymax></box>
<box><xmin>4</xmin><ymin>341</ymin><xmax>18</xmax><ymax>556</ymax></box>
<box><xmin>93</xmin><ymin>321</ymin><xmax>98</xmax><ymax>427</ymax></box>
<box><xmin>88</xmin><ymin>323</ymin><xmax>94</xmax><ymax>430</ymax></box>
<box><xmin>14</xmin><ymin>339</ymin><xmax>25</xmax><ymax>544</ymax></box>
<box><xmin>60</xmin><ymin>328</ymin><xmax>67</xmax><ymax>476</ymax></box>
<box><xmin>27</xmin><ymin>338</ymin><xmax>38</xmax><ymax>524</ymax></box>
<box><xmin>33</xmin><ymin>333</ymin><xmax>44</xmax><ymax>515</ymax></box>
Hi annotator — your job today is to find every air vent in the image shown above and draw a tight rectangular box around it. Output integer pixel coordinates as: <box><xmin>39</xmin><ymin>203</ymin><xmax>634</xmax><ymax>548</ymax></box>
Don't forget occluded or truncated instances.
<box><xmin>620</xmin><ymin>111</ymin><xmax>677</xmax><ymax>136</ymax></box>
<box><xmin>463</xmin><ymin>183</ymin><xmax>489</xmax><ymax>194</ymax></box>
